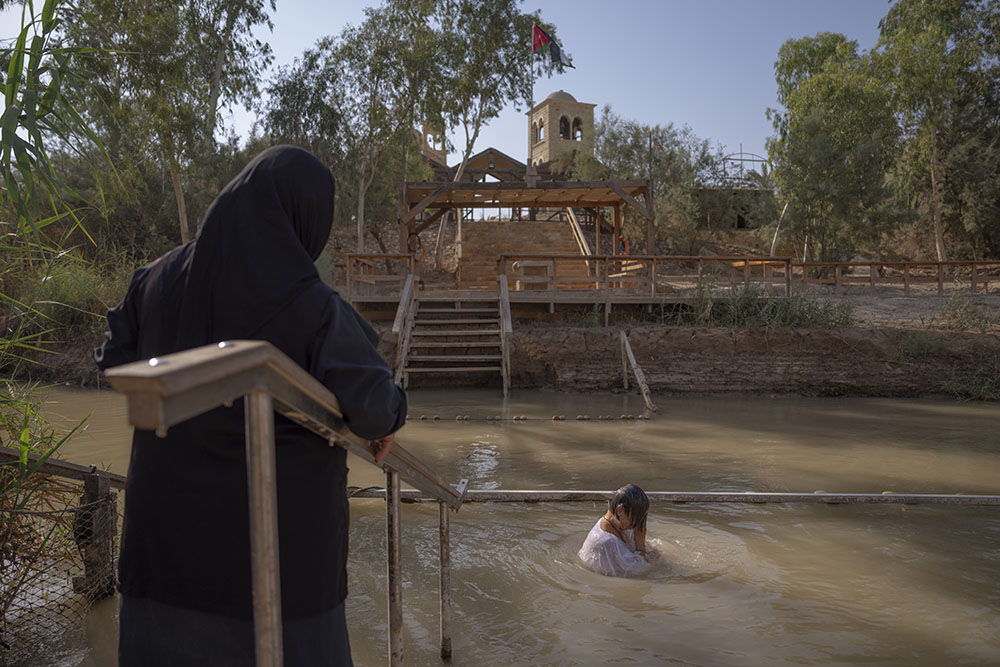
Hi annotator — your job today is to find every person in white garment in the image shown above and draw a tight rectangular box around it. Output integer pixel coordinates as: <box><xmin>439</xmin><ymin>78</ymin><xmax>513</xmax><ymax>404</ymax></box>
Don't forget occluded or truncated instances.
<box><xmin>578</xmin><ymin>484</ymin><xmax>651</xmax><ymax>577</ymax></box>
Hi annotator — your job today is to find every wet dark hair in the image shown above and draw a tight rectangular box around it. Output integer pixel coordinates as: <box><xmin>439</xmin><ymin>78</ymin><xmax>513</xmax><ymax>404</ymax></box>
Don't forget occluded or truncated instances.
<box><xmin>609</xmin><ymin>484</ymin><xmax>649</xmax><ymax>532</ymax></box>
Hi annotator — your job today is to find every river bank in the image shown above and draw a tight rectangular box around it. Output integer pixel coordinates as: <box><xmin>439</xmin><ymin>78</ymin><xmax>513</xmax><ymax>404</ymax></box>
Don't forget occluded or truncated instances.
<box><xmin>22</xmin><ymin>299</ymin><xmax>999</xmax><ymax>400</ymax></box>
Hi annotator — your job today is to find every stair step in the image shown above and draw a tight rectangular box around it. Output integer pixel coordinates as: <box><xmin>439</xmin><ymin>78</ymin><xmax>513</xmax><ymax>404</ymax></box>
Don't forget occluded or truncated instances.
<box><xmin>404</xmin><ymin>366</ymin><xmax>502</xmax><ymax>373</ymax></box>
<box><xmin>408</xmin><ymin>355</ymin><xmax>502</xmax><ymax>362</ymax></box>
<box><xmin>408</xmin><ymin>341</ymin><xmax>501</xmax><ymax>348</ymax></box>
<box><xmin>417</xmin><ymin>298</ymin><xmax>500</xmax><ymax>303</ymax></box>
<box><xmin>411</xmin><ymin>329</ymin><xmax>501</xmax><ymax>336</ymax></box>
<box><xmin>419</xmin><ymin>308</ymin><xmax>497</xmax><ymax>313</ymax></box>
<box><xmin>414</xmin><ymin>318</ymin><xmax>499</xmax><ymax>325</ymax></box>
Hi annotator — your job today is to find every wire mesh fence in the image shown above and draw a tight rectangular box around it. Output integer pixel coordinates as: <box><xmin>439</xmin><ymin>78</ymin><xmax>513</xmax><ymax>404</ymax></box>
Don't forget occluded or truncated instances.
<box><xmin>1</xmin><ymin>475</ymin><xmax>120</xmax><ymax>665</ymax></box>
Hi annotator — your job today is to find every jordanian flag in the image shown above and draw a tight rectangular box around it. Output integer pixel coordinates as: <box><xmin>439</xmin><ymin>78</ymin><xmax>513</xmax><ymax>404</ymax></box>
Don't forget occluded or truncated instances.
<box><xmin>532</xmin><ymin>24</ymin><xmax>574</xmax><ymax>68</ymax></box>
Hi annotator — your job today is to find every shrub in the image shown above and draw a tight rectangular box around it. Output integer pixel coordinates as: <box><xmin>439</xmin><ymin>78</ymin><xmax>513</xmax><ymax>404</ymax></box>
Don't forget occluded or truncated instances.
<box><xmin>667</xmin><ymin>284</ymin><xmax>854</xmax><ymax>329</ymax></box>
<box><xmin>896</xmin><ymin>332</ymin><xmax>949</xmax><ymax>359</ymax></box>
<box><xmin>940</xmin><ymin>292</ymin><xmax>1000</xmax><ymax>333</ymax></box>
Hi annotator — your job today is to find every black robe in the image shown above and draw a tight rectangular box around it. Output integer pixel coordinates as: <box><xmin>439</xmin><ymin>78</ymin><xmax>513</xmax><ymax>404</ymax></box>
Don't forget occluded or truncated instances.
<box><xmin>96</xmin><ymin>146</ymin><xmax>406</xmax><ymax>619</ymax></box>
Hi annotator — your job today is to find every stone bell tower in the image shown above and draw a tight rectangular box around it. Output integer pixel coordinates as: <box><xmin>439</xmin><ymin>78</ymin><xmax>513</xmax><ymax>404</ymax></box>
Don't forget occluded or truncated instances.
<box><xmin>527</xmin><ymin>90</ymin><xmax>596</xmax><ymax>167</ymax></box>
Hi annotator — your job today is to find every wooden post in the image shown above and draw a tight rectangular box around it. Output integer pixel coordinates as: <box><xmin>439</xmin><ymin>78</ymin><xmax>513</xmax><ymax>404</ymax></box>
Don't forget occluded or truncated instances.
<box><xmin>245</xmin><ymin>391</ymin><xmax>284</xmax><ymax>667</ymax></box>
<box><xmin>346</xmin><ymin>258</ymin><xmax>354</xmax><ymax>303</ymax></box>
<box><xmin>594</xmin><ymin>208</ymin><xmax>600</xmax><ymax>255</ymax></box>
<box><xmin>871</xmin><ymin>263</ymin><xmax>877</xmax><ymax>294</ymax></box>
<box><xmin>971</xmin><ymin>262</ymin><xmax>978</xmax><ymax>294</ymax></box>
<box><xmin>604</xmin><ymin>257</ymin><xmax>610</xmax><ymax>326</ymax></box>
<box><xmin>72</xmin><ymin>472</ymin><xmax>116</xmax><ymax>600</ymax></box>
<box><xmin>743</xmin><ymin>259</ymin><xmax>750</xmax><ymax>288</ymax></box>
<box><xmin>439</xmin><ymin>502</ymin><xmax>452</xmax><ymax>660</ymax></box>
<box><xmin>785</xmin><ymin>259</ymin><xmax>792</xmax><ymax>297</ymax></box>
<box><xmin>620</xmin><ymin>331</ymin><xmax>656</xmax><ymax>413</ymax></box>
<box><xmin>650</xmin><ymin>258</ymin><xmax>656</xmax><ymax>298</ymax></box>
<box><xmin>613</xmin><ymin>203</ymin><xmax>622</xmax><ymax>255</ymax></box>
<box><xmin>387</xmin><ymin>469</ymin><xmax>403</xmax><ymax>667</ymax></box>
<box><xmin>549</xmin><ymin>258</ymin><xmax>556</xmax><ymax>314</ymax></box>
<box><xmin>903</xmin><ymin>263</ymin><xmax>910</xmax><ymax>296</ymax></box>
<box><xmin>621</xmin><ymin>332</ymin><xmax>629</xmax><ymax>390</ymax></box>
<box><xmin>937</xmin><ymin>263</ymin><xmax>944</xmax><ymax>296</ymax></box>
<box><xmin>835</xmin><ymin>265</ymin><xmax>842</xmax><ymax>296</ymax></box>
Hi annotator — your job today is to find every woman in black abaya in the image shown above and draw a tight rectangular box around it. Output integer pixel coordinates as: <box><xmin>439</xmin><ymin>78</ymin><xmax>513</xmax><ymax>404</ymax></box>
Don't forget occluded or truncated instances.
<box><xmin>97</xmin><ymin>145</ymin><xmax>405</xmax><ymax>666</ymax></box>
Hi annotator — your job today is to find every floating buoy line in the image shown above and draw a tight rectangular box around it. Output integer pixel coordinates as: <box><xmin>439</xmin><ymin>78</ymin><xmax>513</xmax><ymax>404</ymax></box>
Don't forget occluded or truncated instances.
<box><xmin>405</xmin><ymin>414</ymin><xmax>653</xmax><ymax>422</ymax></box>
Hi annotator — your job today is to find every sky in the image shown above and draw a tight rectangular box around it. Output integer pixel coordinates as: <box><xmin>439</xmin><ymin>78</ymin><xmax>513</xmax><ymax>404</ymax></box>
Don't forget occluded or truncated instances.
<box><xmin>1</xmin><ymin>0</ymin><xmax>893</xmax><ymax>165</ymax></box>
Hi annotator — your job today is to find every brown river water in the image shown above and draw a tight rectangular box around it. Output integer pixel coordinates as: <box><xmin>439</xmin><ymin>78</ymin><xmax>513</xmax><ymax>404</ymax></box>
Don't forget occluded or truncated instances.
<box><xmin>31</xmin><ymin>387</ymin><xmax>1000</xmax><ymax>666</ymax></box>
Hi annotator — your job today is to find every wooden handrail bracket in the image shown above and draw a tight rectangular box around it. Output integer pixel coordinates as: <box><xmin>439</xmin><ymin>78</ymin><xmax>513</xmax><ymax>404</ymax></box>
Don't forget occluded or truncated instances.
<box><xmin>105</xmin><ymin>340</ymin><xmax>463</xmax><ymax>510</ymax></box>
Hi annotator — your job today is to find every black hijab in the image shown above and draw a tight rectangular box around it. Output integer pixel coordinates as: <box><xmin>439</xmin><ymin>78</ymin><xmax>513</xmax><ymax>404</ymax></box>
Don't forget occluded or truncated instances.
<box><xmin>176</xmin><ymin>145</ymin><xmax>335</xmax><ymax>349</ymax></box>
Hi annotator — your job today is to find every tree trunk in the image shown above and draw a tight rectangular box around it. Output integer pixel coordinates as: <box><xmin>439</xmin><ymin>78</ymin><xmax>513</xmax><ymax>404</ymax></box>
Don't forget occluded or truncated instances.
<box><xmin>356</xmin><ymin>173</ymin><xmax>367</xmax><ymax>253</ymax></box>
<box><xmin>169</xmin><ymin>161</ymin><xmax>190</xmax><ymax>244</ymax></box>
<box><xmin>206</xmin><ymin>1</ymin><xmax>242</xmax><ymax>151</ymax></box>
<box><xmin>929</xmin><ymin>124</ymin><xmax>948</xmax><ymax>262</ymax></box>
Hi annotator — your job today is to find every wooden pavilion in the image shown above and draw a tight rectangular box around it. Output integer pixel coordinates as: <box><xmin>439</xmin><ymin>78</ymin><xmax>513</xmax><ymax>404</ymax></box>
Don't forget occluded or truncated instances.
<box><xmin>398</xmin><ymin>174</ymin><xmax>656</xmax><ymax>261</ymax></box>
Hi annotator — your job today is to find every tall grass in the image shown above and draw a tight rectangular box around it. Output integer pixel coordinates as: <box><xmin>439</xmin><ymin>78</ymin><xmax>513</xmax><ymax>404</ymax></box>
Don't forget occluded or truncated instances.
<box><xmin>940</xmin><ymin>292</ymin><xmax>1000</xmax><ymax>333</ymax></box>
<box><xmin>1</xmin><ymin>0</ymin><xmax>117</xmax><ymax>651</ymax></box>
<box><xmin>668</xmin><ymin>284</ymin><xmax>854</xmax><ymax>329</ymax></box>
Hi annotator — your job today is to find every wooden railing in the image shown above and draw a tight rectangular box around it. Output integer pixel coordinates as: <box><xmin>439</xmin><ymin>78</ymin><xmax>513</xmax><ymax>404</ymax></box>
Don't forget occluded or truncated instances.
<box><xmin>392</xmin><ymin>274</ymin><xmax>419</xmax><ymax>386</ymax></box>
<box><xmin>501</xmin><ymin>255</ymin><xmax>795</xmax><ymax>296</ymax></box>
<box><xmin>793</xmin><ymin>260</ymin><xmax>1000</xmax><ymax>296</ymax></box>
<box><xmin>565</xmin><ymin>208</ymin><xmax>592</xmax><ymax>256</ymax></box>
<box><xmin>345</xmin><ymin>254</ymin><xmax>416</xmax><ymax>300</ymax></box>
<box><xmin>498</xmin><ymin>255</ymin><xmax>1000</xmax><ymax>297</ymax></box>
<box><xmin>498</xmin><ymin>275</ymin><xmax>513</xmax><ymax>397</ymax></box>
<box><xmin>105</xmin><ymin>341</ymin><xmax>467</xmax><ymax>667</ymax></box>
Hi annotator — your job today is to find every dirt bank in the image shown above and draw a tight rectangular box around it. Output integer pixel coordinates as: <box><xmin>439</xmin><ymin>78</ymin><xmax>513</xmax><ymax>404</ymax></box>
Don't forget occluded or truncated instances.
<box><xmin>17</xmin><ymin>314</ymin><xmax>999</xmax><ymax>400</ymax></box>
<box><xmin>502</xmin><ymin>325</ymin><xmax>997</xmax><ymax>397</ymax></box>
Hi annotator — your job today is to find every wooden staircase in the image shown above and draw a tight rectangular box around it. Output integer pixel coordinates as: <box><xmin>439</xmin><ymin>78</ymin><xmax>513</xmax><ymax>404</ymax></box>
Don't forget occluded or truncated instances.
<box><xmin>397</xmin><ymin>295</ymin><xmax>508</xmax><ymax>390</ymax></box>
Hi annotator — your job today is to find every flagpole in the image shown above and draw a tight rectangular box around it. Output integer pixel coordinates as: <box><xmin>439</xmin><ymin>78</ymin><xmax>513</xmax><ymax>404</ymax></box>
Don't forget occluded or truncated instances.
<box><xmin>527</xmin><ymin>30</ymin><xmax>534</xmax><ymax>179</ymax></box>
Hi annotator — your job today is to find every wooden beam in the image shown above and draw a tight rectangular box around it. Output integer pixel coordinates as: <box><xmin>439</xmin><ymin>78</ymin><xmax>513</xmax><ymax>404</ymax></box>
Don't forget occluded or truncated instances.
<box><xmin>414</xmin><ymin>208</ymin><xmax>447</xmax><ymax>235</ymax></box>
<box><xmin>0</xmin><ymin>445</ymin><xmax>126</xmax><ymax>489</ymax></box>
<box><xmin>401</xmin><ymin>184</ymin><xmax>447</xmax><ymax>225</ymax></box>
<box><xmin>607</xmin><ymin>182</ymin><xmax>654</xmax><ymax>222</ymax></box>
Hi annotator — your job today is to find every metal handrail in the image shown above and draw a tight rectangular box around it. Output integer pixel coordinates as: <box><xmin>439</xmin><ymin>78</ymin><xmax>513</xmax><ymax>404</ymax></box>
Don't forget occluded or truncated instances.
<box><xmin>105</xmin><ymin>340</ymin><xmax>466</xmax><ymax>666</ymax></box>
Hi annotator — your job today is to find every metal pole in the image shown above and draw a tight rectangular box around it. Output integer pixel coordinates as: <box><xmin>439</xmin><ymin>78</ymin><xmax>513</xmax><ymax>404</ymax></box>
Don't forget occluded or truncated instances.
<box><xmin>245</xmin><ymin>391</ymin><xmax>284</xmax><ymax>667</ymax></box>
<box><xmin>439</xmin><ymin>502</ymin><xmax>452</xmax><ymax>660</ymax></box>
<box><xmin>387</xmin><ymin>469</ymin><xmax>403</xmax><ymax>666</ymax></box>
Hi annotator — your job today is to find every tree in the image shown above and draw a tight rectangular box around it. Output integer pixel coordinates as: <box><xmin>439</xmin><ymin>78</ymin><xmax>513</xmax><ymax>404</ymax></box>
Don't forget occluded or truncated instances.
<box><xmin>576</xmin><ymin>106</ymin><xmax>719</xmax><ymax>253</ymax></box>
<box><xmin>767</xmin><ymin>33</ymin><xmax>900</xmax><ymax>261</ymax></box>
<box><xmin>434</xmin><ymin>0</ymin><xmax>561</xmax><ymax>181</ymax></box>
<box><xmin>332</xmin><ymin>6</ymin><xmax>430</xmax><ymax>252</ymax></box>
<box><xmin>258</xmin><ymin>41</ymin><xmax>345</xmax><ymax>168</ymax></box>
<box><xmin>60</xmin><ymin>0</ymin><xmax>275</xmax><ymax>245</ymax></box>
<box><xmin>768</xmin><ymin>32</ymin><xmax>859</xmax><ymax>139</ymax></box>
<box><xmin>876</xmin><ymin>0</ymin><xmax>981</xmax><ymax>261</ymax></box>
<box><xmin>771</xmin><ymin>63</ymin><xmax>899</xmax><ymax>260</ymax></box>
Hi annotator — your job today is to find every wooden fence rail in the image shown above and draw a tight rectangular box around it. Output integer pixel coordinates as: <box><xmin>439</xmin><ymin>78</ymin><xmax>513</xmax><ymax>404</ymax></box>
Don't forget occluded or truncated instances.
<box><xmin>340</xmin><ymin>253</ymin><xmax>1000</xmax><ymax>301</ymax></box>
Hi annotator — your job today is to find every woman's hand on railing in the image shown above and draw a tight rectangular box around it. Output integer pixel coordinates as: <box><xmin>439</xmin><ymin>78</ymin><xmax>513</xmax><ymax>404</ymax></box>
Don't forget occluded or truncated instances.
<box><xmin>368</xmin><ymin>434</ymin><xmax>395</xmax><ymax>465</ymax></box>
